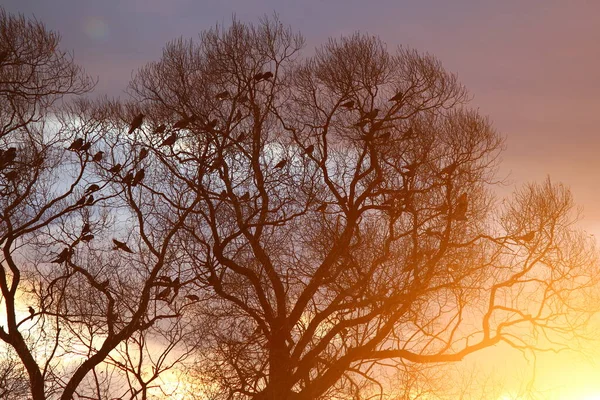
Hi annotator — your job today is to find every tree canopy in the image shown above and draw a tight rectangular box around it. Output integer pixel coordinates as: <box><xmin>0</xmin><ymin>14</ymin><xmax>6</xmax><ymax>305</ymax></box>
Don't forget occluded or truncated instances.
<box><xmin>1</xmin><ymin>9</ymin><xmax>598</xmax><ymax>400</ymax></box>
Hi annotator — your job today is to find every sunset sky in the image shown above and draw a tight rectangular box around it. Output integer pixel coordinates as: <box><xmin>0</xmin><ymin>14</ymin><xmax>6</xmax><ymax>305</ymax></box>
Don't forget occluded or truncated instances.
<box><xmin>3</xmin><ymin>1</ymin><xmax>600</xmax><ymax>398</ymax></box>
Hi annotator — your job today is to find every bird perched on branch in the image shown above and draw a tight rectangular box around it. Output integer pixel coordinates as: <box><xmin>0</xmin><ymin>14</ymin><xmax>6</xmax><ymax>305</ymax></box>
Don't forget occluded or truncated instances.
<box><xmin>517</xmin><ymin>231</ymin><xmax>536</xmax><ymax>242</ymax></box>
<box><xmin>68</xmin><ymin>138</ymin><xmax>84</xmax><ymax>151</ymax></box>
<box><xmin>305</xmin><ymin>144</ymin><xmax>315</xmax><ymax>155</ymax></box>
<box><xmin>122</xmin><ymin>171</ymin><xmax>134</xmax><ymax>185</ymax></box>
<box><xmin>131</xmin><ymin>169</ymin><xmax>145</xmax><ymax>186</ymax></box>
<box><xmin>28</xmin><ymin>306</ymin><xmax>35</xmax><ymax>318</ymax></box>
<box><xmin>154</xmin><ymin>124</ymin><xmax>166</xmax><ymax>134</ymax></box>
<box><xmin>0</xmin><ymin>148</ymin><xmax>17</xmax><ymax>170</ymax></box>
<box><xmin>84</xmin><ymin>184</ymin><xmax>100</xmax><ymax>194</ymax></box>
<box><xmin>160</xmin><ymin>133</ymin><xmax>177</xmax><ymax>147</ymax></box>
<box><xmin>340</xmin><ymin>100</ymin><xmax>354</xmax><ymax>109</ymax></box>
<box><xmin>92</xmin><ymin>151</ymin><xmax>103</xmax><ymax>162</ymax></box>
<box><xmin>240</xmin><ymin>192</ymin><xmax>250</xmax><ymax>201</ymax></box>
<box><xmin>389</xmin><ymin>91</ymin><xmax>404</xmax><ymax>102</ymax></box>
<box><xmin>138</xmin><ymin>148</ymin><xmax>149</xmax><ymax>161</ymax></box>
<box><xmin>128</xmin><ymin>113</ymin><xmax>144</xmax><ymax>134</ymax></box>
<box><xmin>51</xmin><ymin>248</ymin><xmax>71</xmax><ymax>264</ymax></box>
<box><xmin>185</xmin><ymin>294</ymin><xmax>199</xmax><ymax>301</ymax></box>
<box><xmin>108</xmin><ymin>164</ymin><xmax>122</xmax><ymax>174</ymax></box>
<box><xmin>112</xmin><ymin>239</ymin><xmax>134</xmax><ymax>253</ymax></box>
<box><xmin>274</xmin><ymin>159</ymin><xmax>287</xmax><ymax>169</ymax></box>
<box><xmin>215</xmin><ymin>90</ymin><xmax>230</xmax><ymax>100</ymax></box>
<box><xmin>80</xmin><ymin>142</ymin><xmax>92</xmax><ymax>152</ymax></box>
<box><xmin>452</xmin><ymin>193</ymin><xmax>468</xmax><ymax>221</ymax></box>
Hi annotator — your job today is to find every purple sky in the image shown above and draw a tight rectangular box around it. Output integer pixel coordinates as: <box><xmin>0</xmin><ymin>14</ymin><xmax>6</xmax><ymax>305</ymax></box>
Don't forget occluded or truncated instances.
<box><xmin>4</xmin><ymin>0</ymin><xmax>600</xmax><ymax>233</ymax></box>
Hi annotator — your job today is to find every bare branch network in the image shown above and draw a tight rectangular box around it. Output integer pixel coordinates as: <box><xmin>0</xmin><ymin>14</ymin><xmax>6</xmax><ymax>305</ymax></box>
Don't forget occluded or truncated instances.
<box><xmin>0</xmin><ymin>8</ymin><xmax>598</xmax><ymax>400</ymax></box>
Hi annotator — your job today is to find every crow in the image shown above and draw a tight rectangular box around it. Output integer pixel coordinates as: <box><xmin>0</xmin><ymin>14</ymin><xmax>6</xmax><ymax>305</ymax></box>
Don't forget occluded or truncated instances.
<box><xmin>0</xmin><ymin>147</ymin><xmax>16</xmax><ymax>168</ymax></box>
<box><xmin>128</xmin><ymin>113</ymin><xmax>144</xmax><ymax>134</ymax></box>
<box><xmin>305</xmin><ymin>144</ymin><xmax>314</xmax><ymax>155</ymax></box>
<box><xmin>108</xmin><ymin>164</ymin><xmax>122</xmax><ymax>174</ymax></box>
<box><xmin>122</xmin><ymin>172</ymin><xmax>134</xmax><ymax>185</ymax></box>
<box><xmin>157</xmin><ymin>287</ymin><xmax>171</xmax><ymax>300</ymax></box>
<box><xmin>81</xmin><ymin>234</ymin><xmax>94</xmax><ymax>242</ymax></box>
<box><xmin>274</xmin><ymin>159</ymin><xmax>287</xmax><ymax>169</ymax></box>
<box><xmin>316</xmin><ymin>203</ymin><xmax>327</xmax><ymax>212</ymax></box>
<box><xmin>92</xmin><ymin>151</ymin><xmax>103</xmax><ymax>162</ymax></box>
<box><xmin>340</xmin><ymin>100</ymin><xmax>354</xmax><ymax>109</ymax></box>
<box><xmin>84</xmin><ymin>184</ymin><xmax>100</xmax><ymax>194</ymax></box>
<box><xmin>440</xmin><ymin>163</ymin><xmax>457</xmax><ymax>175</ymax></box>
<box><xmin>261</xmin><ymin>71</ymin><xmax>273</xmax><ymax>80</ymax></box>
<box><xmin>240</xmin><ymin>192</ymin><xmax>250</xmax><ymax>201</ymax></box>
<box><xmin>517</xmin><ymin>231</ymin><xmax>536</xmax><ymax>242</ymax></box>
<box><xmin>85</xmin><ymin>195</ymin><xmax>94</xmax><ymax>205</ymax></box>
<box><xmin>362</xmin><ymin>109</ymin><xmax>379</xmax><ymax>121</ymax></box>
<box><xmin>131</xmin><ymin>169</ymin><xmax>145</xmax><ymax>186</ymax></box>
<box><xmin>52</xmin><ymin>248</ymin><xmax>71</xmax><ymax>264</ymax></box>
<box><xmin>215</xmin><ymin>90</ymin><xmax>230</xmax><ymax>100</ymax></box>
<box><xmin>389</xmin><ymin>91</ymin><xmax>403</xmax><ymax>102</ymax></box>
<box><xmin>452</xmin><ymin>193</ymin><xmax>468</xmax><ymax>221</ymax></box>
<box><xmin>112</xmin><ymin>239</ymin><xmax>134</xmax><ymax>253</ymax></box>
<box><xmin>173</xmin><ymin>117</ymin><xmax>192</xmax><ymax>130</ymax></box>
<box><xmin>75</xmin><ymin>196</ymin><xmax>86</xmax><ymax>206</ymax></box>
<box><xmin>82</xmin><ymin>223</ymin><xmax>91</xmax><ymax>235</ymax></box>
<box><xmin>138</xmin><ymin>148</ymin><xmax>149</xmax><ymax>161</ymax></box>
<box><xmin>154</xmin><ymin>124</ymin><xmax>166</xmax><ymax>134</ymax></box>
<box><xmin>28</xmin><ymin>306</ymin><xmax>35</xmax><ymax>318</ymax></box>
<box><xmin>68</xmin><ymin>138</ymin><xmax>84</xmax><ymax>151</ymax></box>
<box><xmin>80</xmin><ymin>142</ymin><xmax>91</xmax><ymax>152</ymax></box>
<box><xmin>4</xmin><ymin>170</ymin><xmax>18</xmax><ymax>181</ymax></box>
<box><xmin>160</xmin><ymin>133</ymin><xmax>177</xmax><ymax>147</ymax></box>
<box><xmin>185</xmin><ymin>294</ymin><xmax>199</xmax><ymax>301</ymax></box>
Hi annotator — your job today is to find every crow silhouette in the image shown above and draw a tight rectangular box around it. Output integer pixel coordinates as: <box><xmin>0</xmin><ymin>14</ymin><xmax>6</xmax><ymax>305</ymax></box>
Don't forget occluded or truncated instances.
<box><xmin>108</xmin><ymin>164</ymin><xmax>122</xmax><ymax>174</ymax></box>
<box><xmin>4</xmin><ymin>170</ymin><xmax>18</xmax><ymax>181</ymax></box>
<box><xmin>157</xmin><ymin>287</ymin><xmax>171</xmax><ymax>300</ymax></box>
<box><xmin>160</xmin><ymin>133</ymin><xmax>177</xmax><ymax>147</ymax></box>
<box><xmin>131</xmin><ymin>169</ymin><xmax>145</xmax><ymax>186</ymax></box>
<box><xmin>84</xmin><ymin>184</ymin><xmax>100</xmax><ymax>194</ymax></box>
<box><xmin>389</xmin><ymin>91</ymin><xmax>403</xmax><ymax>102</ymax></box>
<box><xmin>0</xmin><ymin>148</ymin><xmax>16</xmax><ymax>169</ymax></box>
<box><xmin>138</xmin><ymin>148</ymin><xmax>149</xmax><ymax>161</ymax></box>
<box><xmin>68</xmin><ymin>138</ymin><xmax>84</xmax><ymax>151</ymax></box>
<box><xmin>82</xmin><ymin>223</ymin><xmax>91</xmax><ymax>235</ymax></box>
<box><xmin>75</xmin><ymin>196</ymin><xmax>86</xmax><ymax>206</ymax></box>
<box><xmin>28</xmin><ymin>306</ymin><xmax>35</xmax><ymax>318</ymax></box>
<box><xmin>316</xmin><ymin>203</ymin><xmax>327</xmax><ymax>212</ymax></box>
<box><xmin>52</xmin><ymin>248</ymin><xmax>71</xmax><ymax>264</ymax></box>
<box><xmin>185</xmin><ymin>294</ymin><xmax>200</xmax><ymax>301</ymax></box>
<box><xmin>261</xmin><ymin>71</ymin><xmax>273</xmax><ymax>80</ymax></box>
<box><xmin>274</xmin><ymin>159</ymin><xmax>287</xmax><ymax>169</ymax></box>
<box><xmin>215</xmin><ymin>91</ymin><xmax>230</xmax><ymax>100</ymax></box>
<box><xmin>340</xmin><ymin>100</ymin><xmax>354</xmax><ymax>109</ymax></box>
<box><xmin>80</xmin><ymin>142</ymin><xmax>91</xmax><ymax>152</ymax></box>
<box><xmin>154</xmin><ymin>124</ymin><xmax>166</xmax><ymax>134</ymax></box>
<box><xmin>173</xmin><ymin>117</ymin><xmax>192</xmax><ymax>130</ymax></box>
<box><xmin>452</xmin><ymin>193</ymin><xmax>468</xmax><ymax>221</ymax></box>
<box><xmin>128</xmin><ymin>113</ymin><xmax>144</xmax><ymax>134</ymax></box>
<box><xmin>92</xmin><ymin>151</ymin><xmax>103</xmax><ymax>162</ymax></box>
<box><xmin>85</xmin><ymin>195</ymin><xmax>94</xmax><ymax>205</ymax></box>
<box><xmin>517</xmin><ymin>231</ymin><xmax>536</xmax><ymax>242</ymax></box>
<box><xmin>240</xmin><ymin>192</ymin><xmax>250</xmax><ymax>201</ymax></box>
<box><xmin>122</xmin><ymin>172</ymin><xmax>134</xmax><ymax>185</ymax></box>
<box><xmin>305</xmin><ymin>144</ymin><xmax>314</xmax><ymax>155</ymax></box>
<box><xmin>81</xmin><ymin>234</ymin><xmax>94</xmax><ymax>242</ymax></box>
<box><xmin>113</xmin><ymin>239</ymin><xmax>134</xmax><ymax>253</ymax></box>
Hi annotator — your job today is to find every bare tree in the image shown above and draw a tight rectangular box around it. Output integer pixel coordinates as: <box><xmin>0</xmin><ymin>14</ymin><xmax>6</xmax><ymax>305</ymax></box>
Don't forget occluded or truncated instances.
<box><xmin>125</xmin><ymin>17</ymin><xmax>600</xmax><ymax>400</ymax></box>
<box><xmin>0</xmin><ymin>8</ymin><xmax>197</xmax><ymax>400</ymax></box>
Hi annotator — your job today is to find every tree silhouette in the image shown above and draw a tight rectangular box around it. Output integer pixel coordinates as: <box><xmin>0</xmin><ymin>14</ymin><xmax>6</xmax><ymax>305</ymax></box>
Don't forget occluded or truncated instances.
<box><xmin>123</xmin><ymin>17</ymin><xmax>600</xmax><ymax>400</ymax></box>
<box><xmin>1</xmin><ymin>9</ymin><xmax>599</xmax><ymax>400</ymax></box>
